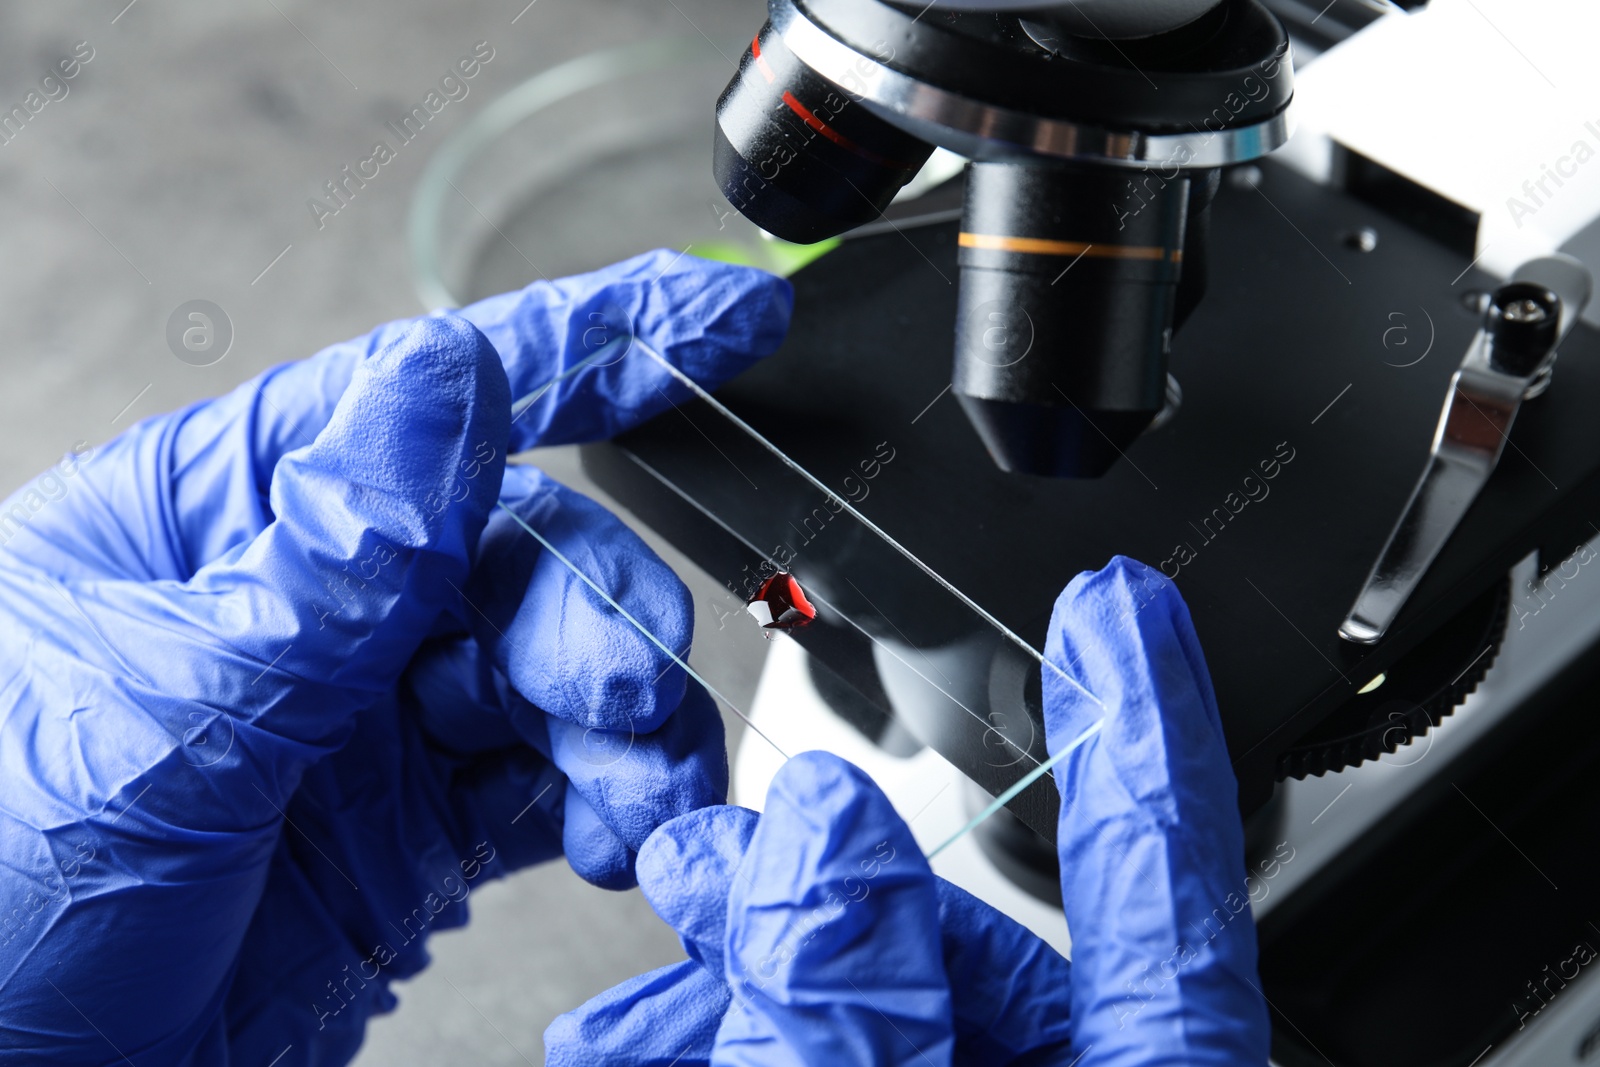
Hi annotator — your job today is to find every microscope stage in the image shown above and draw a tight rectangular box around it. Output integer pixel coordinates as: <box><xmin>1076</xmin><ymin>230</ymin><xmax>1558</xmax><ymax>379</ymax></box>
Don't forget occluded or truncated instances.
<box><xmin>582</xmin><ymin>158</ymin><xmax>1600</xmax><ymax>834</ymax></box>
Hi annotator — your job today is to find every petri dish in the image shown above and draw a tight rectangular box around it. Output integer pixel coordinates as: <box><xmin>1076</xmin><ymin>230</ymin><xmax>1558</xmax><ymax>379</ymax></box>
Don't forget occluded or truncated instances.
<box><xmin>407</xmin><ymin>37</ymin><xmax>836</xmax><ymax>311</ymax></box>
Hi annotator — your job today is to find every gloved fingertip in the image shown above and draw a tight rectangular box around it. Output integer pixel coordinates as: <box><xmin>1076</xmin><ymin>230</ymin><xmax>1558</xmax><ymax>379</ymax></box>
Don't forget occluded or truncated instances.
<box><xmin>667</xmin><ymin>251</ymin><xmax>795</xmax><ymax>359</ymax></box>
<box><xmin>636</xmin><ymin>805</ymin><xmax>759</xmax><ymax>980</ymax></box>
<box><xmin>1043</xmin><ymin>554</ymin><xmax>1225</xmax><ymax>757</ymax></box>
<box><xmin>188</xmin><ymin>311</ymin><xmax>515</xmax><ymax>725</ymax></box>
<box><xmin>1060</xmin><ymin>553</ymin><xmax>1171</xmax><ymax>613</ymax></box>
<box><xmin>661</xmin><ymin>680</ymin><xmax>731</xmax><ymax>810</ymax></box>
<box><xmin>637</xmin><ymin>806</ymin><xmax>758</xmax><ymax>893</ymax></box>
<box><xmin>290</xmin><ymin>309</ymin><xmax>512</xmax><ymax>545</ymax></box>
<box><xmin>625</xmin><ymin>249</ymin><xmax>793</xmax><ymax>395</ymax></box>
<box><xmin>464</xmin><ymin>251</ymin><xmax>794</xmax><ymax>451</ymax></box>
<box><xmin>1049</xmin><ymin>555</ymin><xmax>1192</xmax><ymax>681</ymax></box>
<box><xmin>764</xmin><ymin>750</ymin><xmax>885</xmax><ymax>827</ymax></box>
<box><xmin>547</xmin><ymin>676</ymin><xmax>727</xmax><ymax>876</ymax></box>
<box><xmin>360</xmin><ymin>316</ymin><xmax>514</xmax><ymax>478</ymax></box>
<box><xmin>395</xmin><ymin>313</ymin><xmax>509</xmax><ymax>387</ymax></box>
<box><xmin>644</xmin><ymin>248</ymin><xmax>794</xmax><ymax>326</ymax></box>
<box><xmin>563</xmin><ymin>782</ymin><xmax>638</xmax><ymax>890</ymax></box>
<box><xmin>744</xmin><ymin>750</ymin><xmax>935</xmax><ymax>910</ymax></box>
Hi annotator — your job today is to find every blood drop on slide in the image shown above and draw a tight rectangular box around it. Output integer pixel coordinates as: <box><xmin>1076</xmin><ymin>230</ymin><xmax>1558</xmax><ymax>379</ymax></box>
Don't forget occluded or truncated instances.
<box><xmin>746</xmin><ymin>572</ymin><xmax>817</xmax><ymax>632</ymax></box>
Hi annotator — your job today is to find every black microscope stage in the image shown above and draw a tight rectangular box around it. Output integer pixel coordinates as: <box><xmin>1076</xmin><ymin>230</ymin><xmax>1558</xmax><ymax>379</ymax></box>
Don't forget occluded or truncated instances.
<box><xmin>582</xmin><ymin>157</ymin><xmax>1600</xmax><ymax>837</ymax></box>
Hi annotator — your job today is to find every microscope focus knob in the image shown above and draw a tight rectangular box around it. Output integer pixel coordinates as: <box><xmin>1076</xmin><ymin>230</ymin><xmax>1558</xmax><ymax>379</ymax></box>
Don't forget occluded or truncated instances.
<box><xmin>1486</xmin><ymin>282</ymin><xmax>1561</xmax><ymax>377</ymax></box>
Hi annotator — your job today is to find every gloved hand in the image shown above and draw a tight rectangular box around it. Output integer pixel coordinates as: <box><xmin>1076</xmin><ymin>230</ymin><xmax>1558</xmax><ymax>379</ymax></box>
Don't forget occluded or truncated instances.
<box><xmin>546</xmin><ymin>752</ymin><xmax>1077</xmax><ymax>1066</ymax></box>
<box><xmin>546</xmin><ymin>556</ymin><xmax>1271</xmax><ymax>1066</ymax></box>
<box><xmin>0</xmin><ymin>249</ymin><xmax>793</xmax><ymax>1066</ymax></box>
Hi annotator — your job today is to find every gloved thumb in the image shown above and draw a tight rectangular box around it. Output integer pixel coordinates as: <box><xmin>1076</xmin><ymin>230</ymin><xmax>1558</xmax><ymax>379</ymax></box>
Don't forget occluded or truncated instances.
<box><xmin>636</xmin><ymin>805</ymin><xmax>761</xmax><ymax>980</ymax></box>
<box><xmin>108</xmin><ymin>316</ymin><xmax>511</xmax><ymax>784</ymax></box>
<box><xmin>715</xmin><ymin>752</ymin><xmax>955</xmax><ymax>1066</ymax></box>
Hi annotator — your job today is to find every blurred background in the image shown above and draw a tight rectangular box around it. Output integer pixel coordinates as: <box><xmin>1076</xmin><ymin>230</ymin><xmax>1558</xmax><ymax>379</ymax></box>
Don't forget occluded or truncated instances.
<box><xmin>0</xmin><ymin>1</ymin><xmax>775</xmax><ymax>1061</ymax></box>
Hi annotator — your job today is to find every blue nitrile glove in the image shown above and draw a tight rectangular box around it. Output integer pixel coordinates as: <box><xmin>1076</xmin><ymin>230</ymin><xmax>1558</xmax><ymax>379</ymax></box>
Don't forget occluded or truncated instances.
<box><xmin>545</xmin><ymin>751</ymin><xmax>1077</xmax><ymax>1066</ymax></box>
<box><xmin>0</xmin><ymin>249</ymin><xmax>792</xmax><ymax>1066</ymax></box>
<box><xmin>547</xmin><ymin>556</ymin><xmax>1269</xmax><ymax>1066</ymax></box>
<box><xmin>1042</xmin><ymin>555</ymin><xmax>1270</xmax><ymax>1066</ymax></box>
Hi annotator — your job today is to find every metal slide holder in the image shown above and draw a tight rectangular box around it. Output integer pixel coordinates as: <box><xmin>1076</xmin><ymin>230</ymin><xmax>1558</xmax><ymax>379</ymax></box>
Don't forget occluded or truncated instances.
<box><xmin>1340</xmin><ymin>255</ymin><xmax>1593</xmax><ymax>645</ymax></box>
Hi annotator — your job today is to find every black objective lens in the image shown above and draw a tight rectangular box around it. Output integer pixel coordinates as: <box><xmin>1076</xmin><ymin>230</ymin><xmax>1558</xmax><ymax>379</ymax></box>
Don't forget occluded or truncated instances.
<box><xmin>953</xmin><ymin>160</ymin><xmax>1189</xmax><ymax>478</ymax></box>
<box><xmin>713</xmin><ymin>24</ymin><xmax>934</xmax><ymax>245</ymax></box>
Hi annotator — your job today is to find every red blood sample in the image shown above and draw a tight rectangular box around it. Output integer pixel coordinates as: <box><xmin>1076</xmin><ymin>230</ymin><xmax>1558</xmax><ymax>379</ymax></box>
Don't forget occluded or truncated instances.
<box><xmin>746</xmin><ymin>571</ymin><xmax>817</xmax><ymax>631</ymax></box>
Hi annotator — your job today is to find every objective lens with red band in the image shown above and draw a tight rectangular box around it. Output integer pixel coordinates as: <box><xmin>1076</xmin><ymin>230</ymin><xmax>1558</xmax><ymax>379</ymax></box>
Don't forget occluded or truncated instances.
<box><xmin>713</xmin><ymin>23</ymin><xmax>933</xmax><ymax>245</ymax></box>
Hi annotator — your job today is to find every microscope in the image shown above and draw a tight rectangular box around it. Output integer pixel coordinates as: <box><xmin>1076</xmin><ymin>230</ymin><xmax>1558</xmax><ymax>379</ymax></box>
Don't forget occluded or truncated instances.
<box><xmin>713</xmin><ymin>0</ymin><xmax>1295</xmax><ymax>476</ymax></box>
<box><xmin>579</xmin><ymin>1</ymin><xmax>1600</xmax><ymax>1062</ymax></box>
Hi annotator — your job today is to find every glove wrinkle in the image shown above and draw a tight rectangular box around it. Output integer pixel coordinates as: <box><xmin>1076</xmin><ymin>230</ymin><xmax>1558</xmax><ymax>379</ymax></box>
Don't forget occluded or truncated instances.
<box><xmin>468</xmin><ymin>468</ymin><xmax>691</xmax><ymax>734</ymax></box>
<box><xmin>636</xmin><ymin>805</ymin><xmax>760</xmax><ymax>980</ymax></box>
<box><xmin>545</xmin><ymin>960</ymin><xmax>731</xmax><ymax>1067</ymax></box>
<box><xmin>460</xmin><ymin>250</ymin><xmax>793</xmax><ymax>452</ymax></box>
<box><xmin>715</xmin><ymin>753</ymin><xmax>955</xmax><ymax>1067</ymax></box>
<box><xmin>932</xmin><ymin>880</ymin><xmax>1075</xmax><ymax>1065</ymax></box>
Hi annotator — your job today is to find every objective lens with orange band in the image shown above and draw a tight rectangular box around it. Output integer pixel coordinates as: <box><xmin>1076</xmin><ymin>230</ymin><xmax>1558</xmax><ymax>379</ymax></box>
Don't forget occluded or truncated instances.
<box><xmin>957</xmin><ymin>233</ymin><xmax>1184</xmax><ymax>263</ymax></box>
<box><xmin>952</xmin><ymin>159</ymin><xmax>1193</xmax><ymax>477</ymax></box>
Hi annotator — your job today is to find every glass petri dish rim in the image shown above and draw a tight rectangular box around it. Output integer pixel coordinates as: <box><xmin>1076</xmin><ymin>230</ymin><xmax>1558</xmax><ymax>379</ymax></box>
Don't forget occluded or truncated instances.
<box><xmin>406</xmin><ymin>36</ymin><xmax>731</xmax><ymax>312</ymax></box>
